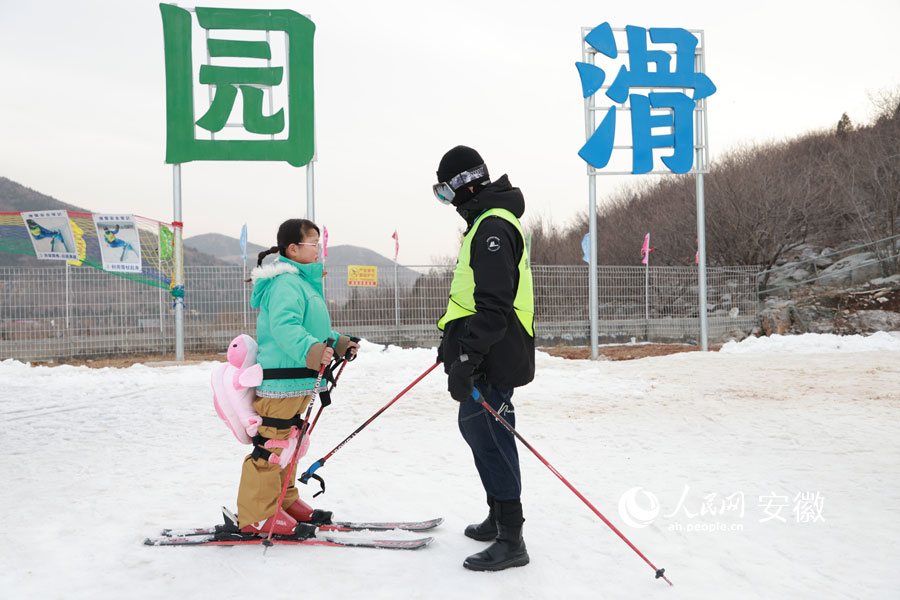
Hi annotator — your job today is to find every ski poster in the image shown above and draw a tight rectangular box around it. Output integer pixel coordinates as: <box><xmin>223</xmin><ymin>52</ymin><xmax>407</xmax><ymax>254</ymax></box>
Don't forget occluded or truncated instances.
<box><xmin>21</xmin><ymin>210</ymin><xmax>78</xmax><ymax>261</ymax></box>
<box><xmin>93</xmin><ymin>214</ymin><xmax>143</xmax><ymax>273</ymax></box>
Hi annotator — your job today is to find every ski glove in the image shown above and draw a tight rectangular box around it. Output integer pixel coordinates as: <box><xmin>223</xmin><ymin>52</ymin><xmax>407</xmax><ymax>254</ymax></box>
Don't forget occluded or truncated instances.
<box><xmin>448</xmin><ymin>354</ymin><xmax>476</xmax><ymax>402</ymax></box>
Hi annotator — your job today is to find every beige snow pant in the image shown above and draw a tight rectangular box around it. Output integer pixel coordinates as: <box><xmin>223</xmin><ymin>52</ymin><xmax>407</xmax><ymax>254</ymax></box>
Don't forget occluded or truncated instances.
<box><xmin>236</xmin><ymin>394</ymin><xmax>312</xmax><ymax>528</ymax></box>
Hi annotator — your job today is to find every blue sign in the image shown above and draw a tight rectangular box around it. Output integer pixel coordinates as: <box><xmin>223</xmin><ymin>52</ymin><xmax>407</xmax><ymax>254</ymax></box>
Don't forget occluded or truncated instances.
<box><xmin>581</xmin><ymin>233</ymin><xmax>591</xmax><ymax>264</ymax></box>
<box><xmin>239</xmin><ymin>223</ymin><xmax>247</xmax><ymax>261</ymax></box>
<box><xmin>577</xmin><ymin>23</ymin><xmax>716</xmax><ymax>174</ymax></box>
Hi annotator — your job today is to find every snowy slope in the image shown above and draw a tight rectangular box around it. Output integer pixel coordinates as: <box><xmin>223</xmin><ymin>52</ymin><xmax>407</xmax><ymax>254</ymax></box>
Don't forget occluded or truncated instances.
<box><xmin>2</xmin><ymin>333</ymin><xmax>899</xmax><ymax>599</ymax></box>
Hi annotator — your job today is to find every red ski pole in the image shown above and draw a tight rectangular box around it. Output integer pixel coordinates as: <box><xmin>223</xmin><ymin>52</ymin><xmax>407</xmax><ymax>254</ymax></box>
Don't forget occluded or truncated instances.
<box><xmin>299</xmin><ymin>361</ymin><xmax>441</xmax><ymax>491</ymax></box>
<box><xmin>473</xmin><ymin>387</ymin><xmax>672</xmax><ymax>586</ymax></box>
<box><xmin>263</xmin><ymin>341</ymin><xmax>333</xmax><ymax>548</ymax></box>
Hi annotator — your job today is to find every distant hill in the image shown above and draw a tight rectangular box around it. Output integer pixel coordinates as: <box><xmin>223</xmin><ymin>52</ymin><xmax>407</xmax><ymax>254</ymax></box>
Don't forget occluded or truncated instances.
<box><xmin>184</xmin><ymin>232</ymin><xmax>418</xmax><ymax>274</ymax></box>
<box><xmin>0</xmin><ymin>177</ymin><xmax>85</xmax><ymax>213</ymax></box>
<box><xmin>182</xmin><ymin>232</ymin><xmax>267</xmax><ymax>265</ymax></box>
<box><xmin>183</xmin><ymin>233</ymin><xmax>423</xmax><ymax>303</ymax></box>
<box><xmin>1</xmin><ymin>176</ymin><xmax>425</xmax><ymax>276</ymax></box>
<box><xmin>0</xmin><ymin>176</ymin><xmax>228</xmax><ymax>267</ymax></box>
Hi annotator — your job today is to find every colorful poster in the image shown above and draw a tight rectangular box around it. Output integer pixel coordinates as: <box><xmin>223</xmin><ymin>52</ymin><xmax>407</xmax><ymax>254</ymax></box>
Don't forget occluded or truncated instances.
<box><xmin>93</xmin><ymin>214</ymin><xmax>143</xmax><ymax>273</ymax></box>
<box><xmin>347</xmin><ymin>265</ymin><xmax>378</xmax><ymax>287</ymax></box>
<box><xmin>21</xmin><ymin>210</ymin><xmax>78</xmax><ymax>261</ymax></box>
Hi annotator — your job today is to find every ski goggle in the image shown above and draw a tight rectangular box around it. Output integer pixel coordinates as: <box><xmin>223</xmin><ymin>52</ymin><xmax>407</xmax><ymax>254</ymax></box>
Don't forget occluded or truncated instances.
<box><xmin>432</xmin><ymin>163</ymin><xmax>489</xmax><ymax>205</ymax></box>
<box><xmin>432</xmin><ymin>182</ymin><xmax>455</xmax><ymax>205</ymax></box>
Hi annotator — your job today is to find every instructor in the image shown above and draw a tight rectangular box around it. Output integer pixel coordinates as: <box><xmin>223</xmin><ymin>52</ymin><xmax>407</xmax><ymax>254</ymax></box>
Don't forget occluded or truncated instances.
<box><xmin>433</xmin><ymin>145</ymin><xmax>535</xmax><ymax>571</ymax></box>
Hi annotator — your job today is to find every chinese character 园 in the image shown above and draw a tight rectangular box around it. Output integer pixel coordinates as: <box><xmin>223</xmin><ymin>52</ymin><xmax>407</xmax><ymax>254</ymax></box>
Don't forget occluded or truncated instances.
<box><xmin>160</xmin><ymin>4</ymin><xmax>315</xmax><ymax>167</ymax></box>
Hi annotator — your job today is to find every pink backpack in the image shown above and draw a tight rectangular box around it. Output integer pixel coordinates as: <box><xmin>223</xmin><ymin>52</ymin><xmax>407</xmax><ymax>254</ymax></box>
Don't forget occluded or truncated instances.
<box><xmin>211</xmin><ymin>334</ymin><xmax>264</xmax><ymax>444</ymax></box>
<box><xmin>211</xmin><ymin>334</ymin><xmax>310</xmax><ymax>468</ymax></box>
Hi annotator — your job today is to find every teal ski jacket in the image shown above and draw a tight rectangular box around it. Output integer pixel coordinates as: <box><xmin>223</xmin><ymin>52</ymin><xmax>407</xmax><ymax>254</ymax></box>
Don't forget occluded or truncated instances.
<box><xmin>250</xmin><ymin>256</ymin><xmax>343</xmax><ymax>397</ymax></box>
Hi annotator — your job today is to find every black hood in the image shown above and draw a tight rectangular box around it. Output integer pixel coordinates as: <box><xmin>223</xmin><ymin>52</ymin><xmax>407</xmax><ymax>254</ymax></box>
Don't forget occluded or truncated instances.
<box><xmin>455</xmin><ymin>175</ymin><xmax>525</xmax><ymax>227</ymax></box>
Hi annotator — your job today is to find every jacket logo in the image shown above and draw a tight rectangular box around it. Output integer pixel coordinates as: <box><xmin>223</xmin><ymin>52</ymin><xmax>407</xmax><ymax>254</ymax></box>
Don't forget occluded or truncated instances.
<box><xmin>486</xmin><ymin>236</ymin><xmax>501</xmax><ymax>252</ymax></box>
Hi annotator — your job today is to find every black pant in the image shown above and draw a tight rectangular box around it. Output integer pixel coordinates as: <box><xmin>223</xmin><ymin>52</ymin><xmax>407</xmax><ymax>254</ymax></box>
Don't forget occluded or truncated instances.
<box><xmin>457</xmin><ymin>381</ymin><xmax>521</xmax><ymax>501</ymax></box>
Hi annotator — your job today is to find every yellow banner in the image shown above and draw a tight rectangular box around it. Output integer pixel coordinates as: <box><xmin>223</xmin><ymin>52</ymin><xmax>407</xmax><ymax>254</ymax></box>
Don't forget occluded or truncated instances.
<box><xmin>347</xmin><ymin>265</ymin><xmax>378</xmax><ymax>287</ymax></box>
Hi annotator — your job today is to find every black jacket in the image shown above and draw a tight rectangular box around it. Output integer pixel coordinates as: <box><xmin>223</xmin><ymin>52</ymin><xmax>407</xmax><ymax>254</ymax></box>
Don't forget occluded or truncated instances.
<box><xmin>439</xmin><ymin>175</ymin><xmax>535</xmax><ymax>390</ymax></box>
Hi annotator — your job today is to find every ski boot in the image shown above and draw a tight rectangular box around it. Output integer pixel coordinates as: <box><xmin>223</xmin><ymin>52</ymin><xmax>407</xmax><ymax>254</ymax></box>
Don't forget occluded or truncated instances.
<box><xmin>216</xmin><ymin>506</ymin><xmax>316</xmax><ymax>541</ymax></box>
<box><xmin>285</xmin><ymin>498</ymin><xmax>333</xmax><ymax>526</ymax></box>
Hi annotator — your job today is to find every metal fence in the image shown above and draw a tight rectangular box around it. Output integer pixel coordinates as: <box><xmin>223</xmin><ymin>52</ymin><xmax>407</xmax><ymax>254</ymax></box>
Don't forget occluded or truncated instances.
<box><xmin>0</xmin><ymin>263</ymin><xmax>759</xmax><ymax>361</ymax></box>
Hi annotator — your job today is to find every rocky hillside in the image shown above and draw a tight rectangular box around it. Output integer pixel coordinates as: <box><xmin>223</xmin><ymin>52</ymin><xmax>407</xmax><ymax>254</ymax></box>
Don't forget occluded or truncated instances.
<box><xmin>758</xmin><ymin>243</ymin><xmax>900</xmax><ymax>336</ymax></box>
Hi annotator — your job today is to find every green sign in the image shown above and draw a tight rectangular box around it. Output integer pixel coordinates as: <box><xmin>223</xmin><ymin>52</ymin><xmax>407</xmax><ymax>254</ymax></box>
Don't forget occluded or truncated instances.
<box><xmin>159</xmin><ymin>4</ymin><xmax>315</xmax><ymax>167</ymax></box>
<box><xmin>159</xmin><ymin>224</ymin><xmax>173</xmax><ymax>261</ymax></box>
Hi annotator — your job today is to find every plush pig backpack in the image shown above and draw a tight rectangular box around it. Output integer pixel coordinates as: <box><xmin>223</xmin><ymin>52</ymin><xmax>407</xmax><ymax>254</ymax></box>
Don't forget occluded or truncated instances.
<box><xmin>211</xmin><ymin>334</ymin><xmax>308</xmax><ymax>468</ymax></box>
<box><xmin>212</xmin><ymin>334</ymin><xmax>264</xmax><ymax>444</ymax></box>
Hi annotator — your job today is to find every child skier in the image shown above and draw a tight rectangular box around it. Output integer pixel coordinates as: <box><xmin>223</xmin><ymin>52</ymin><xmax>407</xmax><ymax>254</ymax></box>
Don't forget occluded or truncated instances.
<box><xmin>231</xmin><ymin>218</ymin><xmax>359</xmax><ymax>537</ymax></box>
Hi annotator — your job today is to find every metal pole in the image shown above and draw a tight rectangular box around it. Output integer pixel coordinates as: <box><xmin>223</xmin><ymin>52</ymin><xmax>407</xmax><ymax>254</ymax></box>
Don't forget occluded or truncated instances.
<box><xmin>65</xmin><ymin>261</ymin><xmax>70</xmax><ymax>329</ymax></box>
<box><xmin>394</xmin><ymin>261</ymin><xmax>400</xmax><ymax>345</ymax></box>
<box><xmin>306</xmin><ymin>161</ymin><xmax>315</xmax><ymax>221</ymax></box>
<box><xmin>158</xmin><ymin>249</ymin><xmax>165</xmax><ymax>357</ymax></box>
<box><xmin>696</xmin><ymin>172</ymin><xmax>709</xmax><ymax>351</ymax></box>
<box><xmin>583</xmin><ymin>33</ymin><xmax>599</xmax><ymax>360</ymax></box>
<box><xmin>694</xmin><ymin>36</ymin><xmax>709</xmax><ymax>352</ymax></box>
<box><xmin>159</xmin><ymin>274</ymin><xmax>166</xmax><ymax>357</ymax></box>
<box><xmin>173</xmin><ymin>164</ymin><xmax>185</xmax><ymax>361</ymax></box>
<box><xmin>645</xmin><ymin>259</ymin><xmax>650</xmax><ymax>341</ymax></box>
<box><xmin>65</xmin><ymin>261</ymin><xmax>71</xmax><ymax>358</ymax></box>
<box><xmin>589</xmin><ymin>180</ymin><xmax>598</xmax><ymax>360</ymax></box>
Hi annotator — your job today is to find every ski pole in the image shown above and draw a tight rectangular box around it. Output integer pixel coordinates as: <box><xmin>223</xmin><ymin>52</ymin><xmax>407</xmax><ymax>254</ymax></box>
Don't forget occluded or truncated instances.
<box><xmin>263</xmin><ymin>339</ymin><xmax>334</xmax><ymax>548</ymax></box>
<box><xmin>307</xmin><ymin>357</ymin><xmax>347</xmax><ymax>436</ymax></box>
<box><xmin>299</xmin><ymin>361</ymin><xmax>441</xmax><ymax>494</ymax></box>
<box><xmin>473</xmin><ymin>387</ymin><xmax>672</xmax><ymax>586</ymax></box>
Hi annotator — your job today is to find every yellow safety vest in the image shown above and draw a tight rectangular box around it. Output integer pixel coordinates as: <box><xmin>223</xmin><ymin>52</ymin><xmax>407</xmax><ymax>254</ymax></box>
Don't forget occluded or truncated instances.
<box><xmin>437</xmin><ymin>208</ymin><xmax>535</xmax><ymax>336</ymax></box>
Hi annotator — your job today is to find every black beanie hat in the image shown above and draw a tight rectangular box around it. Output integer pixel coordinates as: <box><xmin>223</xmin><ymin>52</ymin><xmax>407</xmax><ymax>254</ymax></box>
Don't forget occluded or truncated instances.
<box><xmin>436</xmin><ymin>145</ymin><xmax>490</xmax><ymax>191</ymax></box>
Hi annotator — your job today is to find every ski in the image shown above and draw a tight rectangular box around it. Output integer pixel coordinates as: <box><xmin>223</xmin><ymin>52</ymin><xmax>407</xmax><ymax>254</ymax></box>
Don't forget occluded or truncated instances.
<box><xmin>160</xmin><ymin>517</ymin><xmax>442</xmax><ymax>538</ymax></box>
<box><xmin>144</xmin><ymin>532</ymin><xmax>433</xmax><ymax>550</ymax></box>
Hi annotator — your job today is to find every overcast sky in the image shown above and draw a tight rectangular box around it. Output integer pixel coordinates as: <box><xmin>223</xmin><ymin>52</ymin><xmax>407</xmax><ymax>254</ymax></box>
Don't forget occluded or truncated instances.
<box><xmin>2</xmin><ymin>0</ymin><xmax>899</xmax><ymax>264</ymax></box>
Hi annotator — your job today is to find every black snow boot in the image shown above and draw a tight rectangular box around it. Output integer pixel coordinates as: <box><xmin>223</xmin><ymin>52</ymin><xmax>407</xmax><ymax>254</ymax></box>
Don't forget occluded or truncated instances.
<box><xmin>463</xmin><ymin>499</ymin><xmax>529</xmax><ymax>571</ymax></box>
<box><xmin>464</xmin><ymin>495</ymin><xmax>497</xmax><ymax>541</ymax></box>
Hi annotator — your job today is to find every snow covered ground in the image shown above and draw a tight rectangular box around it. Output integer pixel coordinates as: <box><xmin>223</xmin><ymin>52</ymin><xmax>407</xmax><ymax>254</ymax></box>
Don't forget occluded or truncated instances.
<box><xmin>2</xmin><ymin>332</ymin><xmax>900</xmax><ymax>599</ymax></box>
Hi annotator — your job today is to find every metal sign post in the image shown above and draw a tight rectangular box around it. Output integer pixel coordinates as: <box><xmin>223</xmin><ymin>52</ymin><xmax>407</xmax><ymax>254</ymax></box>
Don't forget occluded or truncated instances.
<box><xmin>583</xmin><ymin>46</ymin><xmax>600</xmax><ymax>360</ymax></box>
<box><xmin>172</xmin><ymin>164</ymin><xmax>184</xmax><ymax>361</ymax></box>
<box><xmin>693</xmin><ymin>42</ymin><xmax>711</xmax><ymax>351</ymax></box>
<box><xmin>578</xmin><ymin>23</ymin><xmax>715</xmax><ymax>357</ymax></box>
<box><xmin>307</xmin><ymin>160</ymin><xmax>315</xmax><ymax>221</ymax></box>
<box><xmin>160</xmin><ymin>5</ymin><xmax>318</xmax><ymax>360</ymax></box>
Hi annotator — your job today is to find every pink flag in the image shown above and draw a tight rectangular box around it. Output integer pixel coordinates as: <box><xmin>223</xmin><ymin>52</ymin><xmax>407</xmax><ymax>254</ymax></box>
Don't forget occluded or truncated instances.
<box><xmin>640</xmin><ymin>233</ymin><xmax>656</xmax><ymax>265</ymax></box>
<box><xmin>323</xmin><ymin>225</ymin><xmax>329</xmax><ymax>258</ymax></box>
<box><xmin>392</xmin><ymin>230</ymin><xmax>399</xmax><ymax>262</ymax></box>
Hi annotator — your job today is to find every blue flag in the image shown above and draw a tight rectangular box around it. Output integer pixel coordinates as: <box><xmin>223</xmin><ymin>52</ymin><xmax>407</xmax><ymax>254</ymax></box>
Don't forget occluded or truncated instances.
<box><xmin>239</xmin><ymin>223</ymin><xmax>247</xmax><ymax>261</ymax></box>
<box><xmin>581</xmin><ymin>233</ymin><xmax>591</xmax><ymax>263</ymax></box>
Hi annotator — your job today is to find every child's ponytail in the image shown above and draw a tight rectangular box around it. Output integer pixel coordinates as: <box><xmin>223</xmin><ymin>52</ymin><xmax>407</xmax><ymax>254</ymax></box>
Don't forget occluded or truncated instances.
<box><xmin>257</xmin><ymin>245</ymin><xmax>280</xmax><ymax>267</ymax></box>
